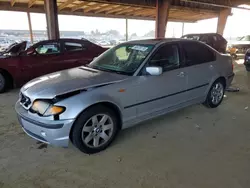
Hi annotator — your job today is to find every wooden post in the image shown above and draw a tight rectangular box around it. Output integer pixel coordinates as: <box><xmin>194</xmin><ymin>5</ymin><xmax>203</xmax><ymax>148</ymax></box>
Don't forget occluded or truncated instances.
<box><xmin>155</xmin><ymin>0</ymin><xmax>170</xmax><ymax>38</ymax></box>
<box><xmin>44</xmin><ymin>0</ymin><xmax>60</xmax><ymax>40</ymax></box>
<box><xmin>27</xmin><ymin>12</ymin><xmax>34</xmax><ymax>44</ymax></box>
<box><xmin>125</xmin><ymin>19</ymin><xmax>128</xmax><ymax>41</ymax></box>
<box><xmin>217</xmin><ymin>9</ymin><xmax>231</xmax><ymax>35</ymax></box>
<box><xmin>182</xmin><ymin>22</ymin><xmax>185</xmax><ymax>36</ymax></box>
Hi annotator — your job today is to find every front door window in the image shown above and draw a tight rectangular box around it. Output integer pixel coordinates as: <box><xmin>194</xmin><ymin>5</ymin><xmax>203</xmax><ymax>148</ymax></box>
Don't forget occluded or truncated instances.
<box><xmin>36</xmin><ymin>43</ymin><xmax>60</xmax><ymax>55</ymax></box>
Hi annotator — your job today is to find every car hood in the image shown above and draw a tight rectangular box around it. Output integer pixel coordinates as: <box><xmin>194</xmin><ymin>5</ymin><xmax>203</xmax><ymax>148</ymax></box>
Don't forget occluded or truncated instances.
<box><xmin>21</xmin><ymin>66</ymin><xmax>129</xmax><ymax>99</ymax></box>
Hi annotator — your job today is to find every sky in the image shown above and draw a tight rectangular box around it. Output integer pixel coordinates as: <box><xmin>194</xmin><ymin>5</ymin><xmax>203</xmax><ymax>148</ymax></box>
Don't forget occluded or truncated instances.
<box><xmin>0</xmin><ymin>6</ymin><xmax>250</xmax><ymax>38</ymax></box>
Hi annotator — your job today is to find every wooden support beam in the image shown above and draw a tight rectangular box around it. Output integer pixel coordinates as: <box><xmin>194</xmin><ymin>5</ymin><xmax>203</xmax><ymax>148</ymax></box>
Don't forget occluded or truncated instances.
<box><xmin>105</xmin><ymin>6</ymin><xmax>124</xmax><ymax>14</ymax></box>
<box><xmin>116</xmin><ymin>7</ymin><xmax>140</xmax><ymax>15</ymax></box>
<box><xmin>125</xmin><ymin>19</ymin><xmax>128</xmax><ymax>41</ymax></box>
<box><xmin>28</xmin><ymin>0</ymin><xmax>37</xmax><ymax>8</ymax></box>
<box><xmin>217</xmin><ymin>8</ymin><xmax>231</xmax><ymax>35</ymax></box>
<box><xmin>180</xmin><ymin>0</ymin><xmax>250</xmax><ymax>11</ymax></box>
<box><xmin>114</xmin><ymin>6</ymin><xmax>132</xmax><ymax>15</ymax></box>
<box><xmin>71</xmin><ymin>2</ymin><xmax>90</xmax><ymax>12</ymax></box>
<box><xmin>95</xmin><ymin>5</ymin><xmax>120</xmax><ymax>13</ymax></box>
<box><xmin>59</xmin><ymin>0</ymin><xmax>77</xmax><ymax>11</ymax></box>
<box><xmin>155</xmin><ymin>0</ymin><xmax>170</xmax><ymax>38</ymax></box>
<box><xmin>94</xmin><ymin>6</ymin><xmax>113</xmax><ymax>13</ymax></box>
<box><xmin>10</xmin><ymin>0</ymin><xmax>16</xmax><ymax>7</ymax></box>
<box><xmin>131</xmin><ymin>8</ymin><xmax>153</xmax><ymax>16</ymax></box>
<box><xmin>27</xmin><ymin>12</ymin><xmax>34</xmax><ymax>44</ymax></box>
<box><xmin>44</xmin><ymin>0</ymin><xmax>60</xmax><ymax>39</ymax></box>
<box><xmin>84</xmin><ymin>3</ymin><xmax>109</xmax><ymax>13</ymax></box>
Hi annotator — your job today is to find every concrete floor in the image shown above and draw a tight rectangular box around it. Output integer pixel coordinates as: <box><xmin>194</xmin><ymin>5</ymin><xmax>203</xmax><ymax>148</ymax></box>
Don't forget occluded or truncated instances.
<box><xmin>0</xmin><ymin>62</ymin><xmax>250</xmax><ymax>188</ymax></box>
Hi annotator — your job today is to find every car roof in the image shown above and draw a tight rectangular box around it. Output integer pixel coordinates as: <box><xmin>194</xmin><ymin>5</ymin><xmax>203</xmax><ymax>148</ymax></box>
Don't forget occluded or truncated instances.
<box><xmin>32</xmin><ymin>38</ymin><xmax>96</xmax><ymax>47</ymax></box>
<box><xmin>124</xmin><ymin>38</ymin><xmax>189</xmax><ymax>45</ymax></box>
<box><xmin>183</xmin><ymin>33</ymin><xmax>221</xmax><ymax>36</ymax></box>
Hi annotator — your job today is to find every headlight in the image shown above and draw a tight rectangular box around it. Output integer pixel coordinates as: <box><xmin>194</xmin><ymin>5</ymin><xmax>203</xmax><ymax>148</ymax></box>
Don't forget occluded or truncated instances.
<box><xmin>31</xmin><ymin>100</ymin><xmax>65</xmax><ymax>116</ymax></box>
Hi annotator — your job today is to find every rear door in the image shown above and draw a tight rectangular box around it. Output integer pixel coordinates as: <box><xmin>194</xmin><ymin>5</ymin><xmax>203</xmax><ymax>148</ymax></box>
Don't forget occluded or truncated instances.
<box><xmin>181</xmin><ymin>41</ymin><xmax>217</xmax><ymax>100</ymax></box>
<box><xmin>20</xmin><ymin>41</ymin><xmax>62</xmax><ymax>82</ymax></box>
<box><xmin>59</xmin><ymin>40</ymin><xmax>94</xmax><ymax>70</ymax></box>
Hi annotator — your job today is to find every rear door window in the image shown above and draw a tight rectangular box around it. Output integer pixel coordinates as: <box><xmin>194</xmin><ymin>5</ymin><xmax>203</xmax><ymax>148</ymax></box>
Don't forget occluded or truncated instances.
<box><xmin>182</xmin><ymin>41</ymin><xmax>216</xmax><ymax>66</ymax></box>
<box><xmin>64</xmin><ymin>42</ymin><xmax>85</xmax><ymax>52</ymax></box>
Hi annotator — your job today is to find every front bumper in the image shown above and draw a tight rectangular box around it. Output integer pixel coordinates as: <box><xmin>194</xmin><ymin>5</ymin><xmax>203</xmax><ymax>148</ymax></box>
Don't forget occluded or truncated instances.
<box><xmin>15</xmin><ymin>102</ymin><xmax>75</xmax><ymax>147</ymax></box>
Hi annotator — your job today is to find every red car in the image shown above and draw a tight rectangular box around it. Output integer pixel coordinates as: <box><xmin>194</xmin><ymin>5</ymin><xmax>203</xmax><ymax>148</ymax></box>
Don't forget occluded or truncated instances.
<box><xmin>0</xmin><ymin>38</ymin><xmax>106</xmax><ymax>93</ymax></box>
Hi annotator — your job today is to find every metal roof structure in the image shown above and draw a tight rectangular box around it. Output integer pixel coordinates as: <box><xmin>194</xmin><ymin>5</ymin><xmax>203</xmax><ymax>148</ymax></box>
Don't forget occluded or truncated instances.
<box><xmin>0</xmin><ymin>0</ymin><xmax>249</xmax><ymax>22</ymax></box>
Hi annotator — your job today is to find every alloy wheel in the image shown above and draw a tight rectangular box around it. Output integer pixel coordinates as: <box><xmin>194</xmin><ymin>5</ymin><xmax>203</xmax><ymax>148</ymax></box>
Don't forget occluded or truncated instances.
<box><xmin>81</xmin><ymin>114</ymin><xmax>114</xmax><ymax>148</ymax></box>
<box><xmin>211</xmin><ymin>82</ymin><xmax>224</xmax><ymax>105</ymax></box>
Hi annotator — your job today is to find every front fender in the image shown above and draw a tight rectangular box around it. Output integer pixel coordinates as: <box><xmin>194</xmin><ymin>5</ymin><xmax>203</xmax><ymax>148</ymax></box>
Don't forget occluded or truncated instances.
<box><xmin>55</xmin><ymin>91</ymin><xmax>123</xmax><ymax>120</ymax></box>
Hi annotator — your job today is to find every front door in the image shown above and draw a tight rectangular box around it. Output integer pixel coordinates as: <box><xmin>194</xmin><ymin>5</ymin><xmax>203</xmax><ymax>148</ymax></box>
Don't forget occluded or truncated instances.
<box><xmin>135</xmin><ymin>43</ymin><xmax>188</xmax><ymax>118</ymax></box>
<box><xmin>20</xmin><ymin>41</ymin><xmax>62</xmax><ymax>83</ymax></box>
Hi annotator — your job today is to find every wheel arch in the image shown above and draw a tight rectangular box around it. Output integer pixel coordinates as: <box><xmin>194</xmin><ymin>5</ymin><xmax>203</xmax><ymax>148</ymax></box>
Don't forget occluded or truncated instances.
<box><xmin>69</xmin><ymin>101</ymin><xmax>122</xmax><ymax>142</ymax></box>
<box><xmin>215</xmin><ymin>76</ymin><xmax>226</xmax><ymax>88</ymax></box>
<box><xmin>0</xmin><ymin>68</ymin><xmax>14</xmax><ymax>89</ymax></box>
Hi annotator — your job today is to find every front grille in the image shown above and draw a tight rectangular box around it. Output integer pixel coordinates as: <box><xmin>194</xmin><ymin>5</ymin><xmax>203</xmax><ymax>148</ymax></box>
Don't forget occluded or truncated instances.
<box><xmin>20</xmin><ymin>93</ymin><xmax>31</xmax><ymax>109</ymax></box>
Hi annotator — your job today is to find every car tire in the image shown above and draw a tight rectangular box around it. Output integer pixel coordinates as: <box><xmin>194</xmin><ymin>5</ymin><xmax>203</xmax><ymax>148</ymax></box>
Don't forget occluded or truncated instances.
<box><xmin>71</xmin><ymin>105</ymin><xmax>119</xmax><ymax>154</ymax></box>
<box><xmin>245</xmin><ymin>66</ymin><xmax>250</xmax><ymax>72</ymax></box>
<box><xmin>204</xmin><ymin>79</ymin><xmax>225</xmax><ymax>108</ymax></box>
<box><xmin>0</xmin><ymin>71</ymin><xmax>9</xmax><ymax>93</ymax></box>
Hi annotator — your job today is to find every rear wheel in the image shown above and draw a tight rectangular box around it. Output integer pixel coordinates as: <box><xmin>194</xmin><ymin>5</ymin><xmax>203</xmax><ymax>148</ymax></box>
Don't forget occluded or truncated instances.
<box><xmin>245</xmin><ymin>65</ymin><xmax>250</xmax><ymax>72</ymax></box>
<box><xmin>71</xmin><ymin>105</ymin><xmax>119</xmax><ymax>154</ymax></box>
<box><xmin>204</xmin><ymin>79</ymin><xmax>225</xmax><ymax>108</ymax></box>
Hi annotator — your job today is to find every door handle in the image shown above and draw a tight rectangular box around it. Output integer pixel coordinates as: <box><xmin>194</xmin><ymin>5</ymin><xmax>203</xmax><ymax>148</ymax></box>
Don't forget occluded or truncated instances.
<box><xmin>177</xmin><ymin>72</ymin><xmax>185</xmax><ymax>77</ymax></box>
<box><xmin>209</xmin><ymin>65</ymin><xmax>214</xmax><ymax>69</ymax></box>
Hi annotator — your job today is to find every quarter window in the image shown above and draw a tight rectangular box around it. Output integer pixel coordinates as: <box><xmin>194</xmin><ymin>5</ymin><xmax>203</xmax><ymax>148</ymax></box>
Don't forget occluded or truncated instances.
<box><xmin>64</xmin><ymin>42</ymin><xmax>84</xmax><ymax>52</ymax></box>
<box><xmin>149</xmin><ymin>44</ymin><xmax>180</xmax><ymax>72</ymax></box>
<box><xmin>36</xmin><ymin>43</ymin><xmax>60</xmax><ymax>55</ymax></box>
<box><xmin>182</xmin><ymin>42</ymin><xmax>215</xmax><ymax>66</ymax></box>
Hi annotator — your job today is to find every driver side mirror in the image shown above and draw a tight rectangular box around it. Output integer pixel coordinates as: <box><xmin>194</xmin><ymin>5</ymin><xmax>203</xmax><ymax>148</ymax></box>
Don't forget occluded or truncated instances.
<box><xmin>146</xmin><ymin>66</ymin><xmax>163</xmax><ymax>76</ymax></box>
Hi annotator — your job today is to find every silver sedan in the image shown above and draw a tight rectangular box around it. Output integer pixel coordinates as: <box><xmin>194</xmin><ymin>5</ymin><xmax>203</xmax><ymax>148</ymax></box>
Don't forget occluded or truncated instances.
<box><xmin>15</xmin><ymin>39</ymin><xmax>234</xmax><ymax>154</ymax></box>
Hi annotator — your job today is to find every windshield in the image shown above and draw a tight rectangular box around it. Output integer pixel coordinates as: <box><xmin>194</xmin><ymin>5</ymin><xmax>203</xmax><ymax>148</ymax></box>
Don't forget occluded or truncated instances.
<box><xmin>88</xmin><ymin>43</ymin><xmax>154</xmax><ymax>75</ymax></box>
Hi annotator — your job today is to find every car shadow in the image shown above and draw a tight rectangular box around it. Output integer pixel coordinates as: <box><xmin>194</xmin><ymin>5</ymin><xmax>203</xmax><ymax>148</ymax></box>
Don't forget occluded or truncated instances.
<box><xmin>111</xmin><ymin>104</ymin><xmax>208</xmax><ymax>147</ymax></box>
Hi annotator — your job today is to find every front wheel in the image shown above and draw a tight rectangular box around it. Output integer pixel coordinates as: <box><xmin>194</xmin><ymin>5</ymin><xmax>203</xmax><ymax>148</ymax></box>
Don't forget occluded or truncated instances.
<box><xmin>0</xmin><ymin>72</ymin><xmax>7</xmax><ymax>93</ymax></box>
<box><xmin>204</xmin><ymin>80</ymin><xmax>225</xmax><ymax>108</ymax></box>
<box><xmin>71</xmin><ymin>105</ymin><xmax>119</xmax><ymax>154</ymax></box>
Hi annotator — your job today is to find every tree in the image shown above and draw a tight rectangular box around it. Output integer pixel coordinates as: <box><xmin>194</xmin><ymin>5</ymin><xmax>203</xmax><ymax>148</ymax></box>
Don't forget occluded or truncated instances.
<box><xmin>130</xmin><ymin>33</ymin><xmax>138</xmax><ymax>39</ymax></box>
<box><xmin>143</xmin><ymin>30</ymin><xmax>155</xmax><ymax>38</ymax></box>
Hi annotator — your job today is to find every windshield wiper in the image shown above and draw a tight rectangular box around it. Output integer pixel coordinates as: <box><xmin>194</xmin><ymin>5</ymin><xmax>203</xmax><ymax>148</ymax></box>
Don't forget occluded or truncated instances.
<box><xmin>91</xmin><ymin>66</ymin><xmax>128</xmax><ymax>75</ymax></box>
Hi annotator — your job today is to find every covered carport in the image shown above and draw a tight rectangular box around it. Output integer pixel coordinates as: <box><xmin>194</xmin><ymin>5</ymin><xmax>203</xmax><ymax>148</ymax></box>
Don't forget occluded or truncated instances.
<box><xmin>1</xmin><ymin>0</ymin><xmax>250</xmax><ymax>42</ymax></box>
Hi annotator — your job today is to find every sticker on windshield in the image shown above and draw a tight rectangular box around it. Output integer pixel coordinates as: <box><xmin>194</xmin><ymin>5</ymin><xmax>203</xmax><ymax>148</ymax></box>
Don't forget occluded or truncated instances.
<box><xmin>131</xmin><ymin>45</ymin><xmax>148</xmax><ymax>52</ymax></box>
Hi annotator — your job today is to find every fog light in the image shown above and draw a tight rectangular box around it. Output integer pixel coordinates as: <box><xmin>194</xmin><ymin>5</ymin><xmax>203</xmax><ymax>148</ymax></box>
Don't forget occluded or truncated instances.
<box><xmin>41</xmin><ymin>131</ymin><xmax>46</xmax><ymax>137</ymax></box>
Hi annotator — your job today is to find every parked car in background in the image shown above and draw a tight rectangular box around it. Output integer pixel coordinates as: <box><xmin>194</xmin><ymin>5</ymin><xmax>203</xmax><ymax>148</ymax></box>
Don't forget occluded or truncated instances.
<box><xmin>181</xmin><ymin>33</ymin><xmax>228</xmax><ymax>53</ymax></box>
<box><xmin>0</xmin><ymin>38</ymin><xmax>106</xmax><ymax>93</ymax></box>
<box><xmin>227</xmin><ymin>35</ymin><xmax>250</xmax><ymax>59</ymax></box>
<box><xmin>16</xmin><ymin>39</ymin><xmax>234</xmax><ymax>154</ymax></box>
<box><xmin>244</xmin><ymin>49</ymin><xmax>250</xmax><ymax>71</ymax></box>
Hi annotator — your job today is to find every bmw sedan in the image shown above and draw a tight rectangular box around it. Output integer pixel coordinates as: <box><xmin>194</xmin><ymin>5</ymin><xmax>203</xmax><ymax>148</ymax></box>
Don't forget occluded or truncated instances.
<box><xmin>15</xmin><ymin>39</ymin><xmax>234</xmax><ymax>154</ymax></box>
